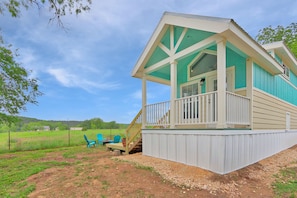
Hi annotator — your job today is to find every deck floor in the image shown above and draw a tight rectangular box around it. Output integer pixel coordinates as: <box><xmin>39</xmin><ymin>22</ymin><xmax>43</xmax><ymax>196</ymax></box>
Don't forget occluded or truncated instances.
<box><xmin>105</xmin><ymin>143</ymin><xmax>125</xmax><ymax>151</ymax></box>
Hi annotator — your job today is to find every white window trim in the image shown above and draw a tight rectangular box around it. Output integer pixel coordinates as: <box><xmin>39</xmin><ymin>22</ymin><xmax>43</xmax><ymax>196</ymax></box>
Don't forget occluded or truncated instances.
<box><xmin>188</xmin><ymin>49</ymin><xmax>217</xmax><ymax>81</ymax></box>
<box><xmin>180</xmin><ymin>66</ymin><xmax>235</xmax><ymax>97</ymax></box>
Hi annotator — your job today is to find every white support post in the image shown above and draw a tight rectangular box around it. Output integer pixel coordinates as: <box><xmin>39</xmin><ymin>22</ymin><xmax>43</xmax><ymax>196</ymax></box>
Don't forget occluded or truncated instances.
<box><xmin>170</xmin><ymin>60</ymin><xmax>177</xmax><ymax>129</ymax></box>
<box><xmin>142</xmin><ymin>75</ymin><xmax>147</xmax><ymax>128</ymax></box>
<box><xmin>216</xmin><ymin>40</ymin><xmax>227</xmax><ymax>129</ymax></box>
<box><xmin>246</xmin><ymin>58</ymin><xmax>253</xmax><ymax>129</ymax></box>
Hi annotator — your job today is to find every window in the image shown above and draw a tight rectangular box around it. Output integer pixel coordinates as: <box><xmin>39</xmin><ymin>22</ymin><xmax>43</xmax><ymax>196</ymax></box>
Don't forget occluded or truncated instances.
<box><xmin>181</xmin><ymin>82</ymin><xmax>198</xmax><ymax>97</ymax></box>
<box><xmin>189</xmin><ymin>53</ymin><xmax>217</xmax><ymax>78</ymax></box>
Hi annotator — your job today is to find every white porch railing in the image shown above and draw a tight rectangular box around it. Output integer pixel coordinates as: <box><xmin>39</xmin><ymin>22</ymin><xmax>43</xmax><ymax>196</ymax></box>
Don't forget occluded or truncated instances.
<box><xmin>145</xmin><ymin>91</ymin><xmax>250</xmax><ymax>128</ymax></box>
<box><xmin>145</xmin><ymin>101</ymin><xmax>170</xmax><ymax>127</ymax></box>
<box><xmin>175</xmin><ymin>92</ymin><xmax>218</xmax><ymax>125</ymax></box>
<box><xmin>226</xmin><ymin>91</ymin><xmax>250</xmax><ymax>125</ymax></box>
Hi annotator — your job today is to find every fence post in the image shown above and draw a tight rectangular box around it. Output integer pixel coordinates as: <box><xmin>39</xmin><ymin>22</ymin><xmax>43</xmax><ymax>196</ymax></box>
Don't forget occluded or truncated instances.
<box><xmin>8</xmin><ymin>130</ymin><xmax>10</xmax><ymax>151</ymax></box>
<box><xmin>68</xmin><ymin>129</ymin><xmax>70</xmax><ymax>146</ymax></box>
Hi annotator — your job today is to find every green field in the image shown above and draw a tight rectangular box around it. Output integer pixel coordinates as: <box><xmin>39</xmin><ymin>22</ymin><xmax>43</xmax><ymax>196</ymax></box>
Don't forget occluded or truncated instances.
<box><xmin>0</xmin><ymin>129</ymin><xmax>125</xmax><ymax>153</ymax></box>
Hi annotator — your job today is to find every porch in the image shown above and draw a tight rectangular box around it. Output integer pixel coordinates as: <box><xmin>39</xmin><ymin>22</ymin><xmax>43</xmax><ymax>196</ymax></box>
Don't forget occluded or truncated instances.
<box><xmin>144</xmin><ymin>91</ymin><xmax>251</xmax><ymax>129</ymax></box>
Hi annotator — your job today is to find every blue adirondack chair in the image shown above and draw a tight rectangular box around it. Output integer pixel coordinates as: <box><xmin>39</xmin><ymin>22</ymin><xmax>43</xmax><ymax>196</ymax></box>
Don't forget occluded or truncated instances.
<box><xmin>109</xmin><ymin>135</ymin><xmax>121</xmax><ymax>143</ymax></box>
<box><xmin>97</xmin><ymin>134</ymin><xmax>107</xmax><ymax>145</ymax></box>
<box><xmin>84</xmin><ymin>134</ymin><xmax>96</xmax><ymax>148</ymax></box>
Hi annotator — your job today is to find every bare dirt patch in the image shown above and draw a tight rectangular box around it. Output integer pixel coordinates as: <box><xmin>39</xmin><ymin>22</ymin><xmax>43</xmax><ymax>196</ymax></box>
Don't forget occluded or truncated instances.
<box><xmin>27</xmin><ymin>145</ymin><xmax>297</xmax><ymax>198</ymax></box>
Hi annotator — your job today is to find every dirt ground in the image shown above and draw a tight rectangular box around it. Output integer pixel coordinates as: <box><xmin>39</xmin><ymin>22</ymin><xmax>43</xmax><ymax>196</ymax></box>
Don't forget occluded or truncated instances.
<box><xmin>28</xmin><ymin>145</ymin><xmax>297</xmax><ymax>198</ymax></box>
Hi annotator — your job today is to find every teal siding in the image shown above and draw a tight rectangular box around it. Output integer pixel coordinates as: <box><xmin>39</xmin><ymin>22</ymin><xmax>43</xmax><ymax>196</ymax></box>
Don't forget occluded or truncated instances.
<box><xmin>226</xmin><ymin>48</ymin><xmax>246</xmax><ymax>89</ymax></box>
<box><xmin>275</xmin><ymin>54</ymin><xmax>283</xmax><ymax>65</ymax></box>
<box><xmin>176</xmin><ymin>46</ymin><xmax>247</xmax><ymax>98</ymax></box>
<box><xmin>253</xmin><ymin>63</ymin><xmax>297</xmax><ymax>106</ymax></box>
<box><xmin>290</xmin><ymin>70</ymin><xmax>297</xmax><ymax>87</ymax></box>
<box><xmin>176</xmin><ymin>52</ymin><xmax>198</xmax><ymax>98</ymax></box>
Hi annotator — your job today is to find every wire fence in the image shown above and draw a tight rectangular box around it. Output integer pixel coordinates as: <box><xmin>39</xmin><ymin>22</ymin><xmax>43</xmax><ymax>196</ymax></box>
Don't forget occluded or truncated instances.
<box><xmin>0</xmin><ymin>129</ymin><xmax>125</xmax><ymax>153</ymax></box>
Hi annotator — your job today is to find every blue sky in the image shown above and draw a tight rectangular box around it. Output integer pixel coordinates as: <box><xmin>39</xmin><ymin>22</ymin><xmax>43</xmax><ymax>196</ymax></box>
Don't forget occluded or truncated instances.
<box><xmin>1</xmin><ymin>0</ymin><xmax>296</xmax><ymax>123</ymax></box>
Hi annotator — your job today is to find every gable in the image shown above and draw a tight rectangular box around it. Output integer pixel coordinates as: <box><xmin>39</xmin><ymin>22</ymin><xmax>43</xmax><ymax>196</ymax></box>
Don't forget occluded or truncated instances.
<box><xmin>263</xmin><ymin>41</ymin><xmax>297</xmax><ymax>75</ymax></box>
<box><xmin>132</xmin><ymin>12</ymin><xmax>284</xmax><ymax>82</ymax></box>
<box><xmin>144</xmin><ymin>26</ymin><xmax>215</xmax><ymax>69</ymax></box>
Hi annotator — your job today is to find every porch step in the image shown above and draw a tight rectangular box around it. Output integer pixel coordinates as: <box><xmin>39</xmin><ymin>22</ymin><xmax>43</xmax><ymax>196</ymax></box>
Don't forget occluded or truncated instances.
<box><xmin>129</xmin><ymin>138</ymin><xmax>142</xmax><ymax>154</ymax></box>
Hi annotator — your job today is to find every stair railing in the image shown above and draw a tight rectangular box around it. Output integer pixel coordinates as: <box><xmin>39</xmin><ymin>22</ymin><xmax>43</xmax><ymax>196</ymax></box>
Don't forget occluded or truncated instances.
<box><xmin>125</xmin><ymin>109</ymin><xmax>142</xmax><ymax>154</ymax></box>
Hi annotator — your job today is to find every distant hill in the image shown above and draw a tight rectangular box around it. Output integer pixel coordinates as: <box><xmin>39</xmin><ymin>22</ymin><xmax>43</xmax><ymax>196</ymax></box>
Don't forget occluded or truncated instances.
<box><xmin>17</xmin><ymin>116</ymin><xmax>129</xmax><ymax>128</ymax></box>
<box><xmin>17</xmin><ymin>116</ymin><xmax>84</xmax><ymax>127</ymax></box>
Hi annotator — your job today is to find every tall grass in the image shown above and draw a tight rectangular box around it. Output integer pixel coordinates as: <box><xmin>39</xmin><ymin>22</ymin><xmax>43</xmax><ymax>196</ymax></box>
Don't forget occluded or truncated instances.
<box><xmin>0</xmin><ymin>129</ymin><xmax>125</xmax><ymax>153</ymax></box>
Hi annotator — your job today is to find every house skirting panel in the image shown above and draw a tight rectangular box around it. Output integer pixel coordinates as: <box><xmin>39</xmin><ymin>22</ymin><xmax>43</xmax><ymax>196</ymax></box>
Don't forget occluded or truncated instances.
<box><xmin>142</xmin><ymin>129</ymin><xmax>297</xmax><ymax>174</ymax></box>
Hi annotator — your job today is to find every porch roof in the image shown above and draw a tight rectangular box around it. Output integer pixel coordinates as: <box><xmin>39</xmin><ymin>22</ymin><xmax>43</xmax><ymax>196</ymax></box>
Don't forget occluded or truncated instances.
<box><xmin>131</xmin><ymin>12</ymin><xmax>283</xmax><ymax>82</ymax></box>
<box><xmin>263</xmin><ymin>41</ymin><xmax>297</xmax><ymax>74</ymax></box>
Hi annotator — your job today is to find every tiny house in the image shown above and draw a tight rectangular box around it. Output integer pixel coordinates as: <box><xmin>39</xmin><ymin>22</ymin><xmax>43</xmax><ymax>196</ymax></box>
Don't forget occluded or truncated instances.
<box><xmin>129</xmin><ymin>12</ymin><xmax>297</xmax><ymax>174</ymax></box>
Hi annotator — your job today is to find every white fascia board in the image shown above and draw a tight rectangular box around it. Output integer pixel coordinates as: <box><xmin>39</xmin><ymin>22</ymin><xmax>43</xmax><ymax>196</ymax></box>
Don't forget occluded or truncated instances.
<box><xmin>263</xmin><ymin>42</ymin><xmax>297</xmax><ymax>75</ymax></box>
<box><xmin>131</xmin><ymin>17</ymin><xmax>169</xmax><ymax>77</ymax></box>
<box><xmin>263</xmin><ymin>41</ymin><xmax>297</xmax><ymax>67</ymax></box>
<box><xmin>227</xmin><ymin>22</ymin><xmax>283</xmax><ymax>75</ymax></box>
<box><xmin>262</xmin><ymin>41</ymin><xmax>284</xmax><ymax>50</ymax></box>
<box><xmin>131</xmin><ymin>12</ymin><xmax>231</xmax><ymax>78</ymax></box>
<box><xmin>162</xmin><ymin>12</ymin><xmax>231</xmax><ymax>34</ymax></box>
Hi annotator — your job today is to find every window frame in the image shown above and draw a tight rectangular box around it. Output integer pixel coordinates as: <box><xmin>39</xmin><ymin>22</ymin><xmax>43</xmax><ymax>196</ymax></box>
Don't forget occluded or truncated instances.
<box><xmin>188</xmin><ymin>50</ymin><xmax>217</xmax><ymax>80</ymax></box>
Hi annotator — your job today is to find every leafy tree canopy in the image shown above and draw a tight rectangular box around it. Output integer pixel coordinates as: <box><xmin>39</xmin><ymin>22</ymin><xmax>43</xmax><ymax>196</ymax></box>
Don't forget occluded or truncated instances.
<box><xmin>0</xmin><ymin>0</ymin><xmax>92</xmax><ymax>125</ymax></box>
<box><xmin>255</xmin><ymin>23</ymin><xmax>297</xmax><ymax>57</ymax></box>
<box><xmin>0</xmin><ymin>43</ymin><xmax>42</xmax><ymax>124</ymax></box>
<box><xmin>0</xmin><ymin>0</ymin><xmax>92</xmax><ymax>23</ymax></box>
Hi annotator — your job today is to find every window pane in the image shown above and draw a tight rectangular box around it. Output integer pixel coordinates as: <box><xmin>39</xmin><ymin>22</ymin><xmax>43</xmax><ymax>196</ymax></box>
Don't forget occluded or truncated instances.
<box><xmin>182</xmin><ymin>82</ymin><xmax>199</xmax><ymax>97</ymax></box>
<box><xmin>190</xmin><ymin>53</ymin><xmax>217</xmax><ymax>78</ymax></box>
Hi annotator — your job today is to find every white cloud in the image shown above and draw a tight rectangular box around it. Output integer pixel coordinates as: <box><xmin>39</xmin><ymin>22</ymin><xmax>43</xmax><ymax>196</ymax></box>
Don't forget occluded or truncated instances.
<box><xmin>131</xmin><ymin>90</ymin><xmax>142</xmax><ymax>100</ymax></box>
<box><xmin>47</xmin><ymin>67</ymin><xmax>120</xmax><ymax>92</ymax></box>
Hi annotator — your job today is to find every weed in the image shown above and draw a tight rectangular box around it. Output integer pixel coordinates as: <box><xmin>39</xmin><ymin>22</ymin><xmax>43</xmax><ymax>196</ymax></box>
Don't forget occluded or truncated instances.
<box><xmin>136</xmin><ymin>164</ymin><xmax>154</xmax><ymax>172</ymax></box>
<box><xmin>273</xmin><ymin>167</ymin><xmax>297</xmax><ymax>198</ymax></box>
<box><xmin>102</xmin><ymin>180</ymin><xmax>110</xmax><ymax>190</ymax></box>
<box><xmin>63</xmin><ymin>152</ymin><xmax>76</xmax><ymax>159</ymax></box>
<box><xmin>103</xmin><ymin>165</ymin><xmax>110</xmax><ymax>169</ymax></box>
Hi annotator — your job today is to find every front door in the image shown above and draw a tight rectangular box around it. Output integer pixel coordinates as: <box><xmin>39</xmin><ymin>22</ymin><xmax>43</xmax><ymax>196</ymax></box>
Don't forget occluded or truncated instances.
<box><xmin>206</xmin><ymin>69</ymin><xmax>234</xmax><ymax>123</ymax></box>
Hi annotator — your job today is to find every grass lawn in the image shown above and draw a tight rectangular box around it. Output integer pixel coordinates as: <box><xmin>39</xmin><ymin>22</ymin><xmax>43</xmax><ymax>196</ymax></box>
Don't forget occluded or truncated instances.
<box><xmin>0</xmin><ymin>129</ymin><xmax>125</xmax><ymax>153</ymax></box>
<box><xmin>0</xmin><ymin>143</ymin><xmax>296</xmax><ymax>197</ymax></box>
<box><xmin>0</xmin><ymin>145</ymin><xmax>105</xmax><ymax>198</ymax></box>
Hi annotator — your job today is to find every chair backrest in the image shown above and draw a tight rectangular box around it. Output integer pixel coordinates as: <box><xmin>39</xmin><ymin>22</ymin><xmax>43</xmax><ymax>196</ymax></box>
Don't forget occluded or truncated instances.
<box><xmin>97</xmin><ymin>134</ymin><xmax>104</xmax><ymax>141</ymax></box>
<box><xmin>113</xmin><ymin>135</ymin><xmax>121</xmax><ymax>143</ymax></box>
<box><xmin>84</xmin><ymin>135</ymin><xmax>89</xmax><ymax>143</ymax></box>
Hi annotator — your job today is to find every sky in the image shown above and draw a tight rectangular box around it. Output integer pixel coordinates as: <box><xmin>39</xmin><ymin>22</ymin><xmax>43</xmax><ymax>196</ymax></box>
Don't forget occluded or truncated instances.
<box><xmin>0</xmin><ymin>0</ymin><xmax>296</xmax><ymax>123</ymax></box>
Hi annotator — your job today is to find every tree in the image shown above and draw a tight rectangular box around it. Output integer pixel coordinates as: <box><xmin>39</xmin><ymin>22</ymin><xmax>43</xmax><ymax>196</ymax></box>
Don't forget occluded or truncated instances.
<box><xmin>0</xmin><ymin>44</ymin><xmax>42</xmax><ymax>124</ymax></box>
<box><xmin>255</xmin><ymin>23</ymin><xmax>297</xmax><ymax>57</ymax></box>
<box><xmin>0</xmin><ymin>0</ymin><xmax>92</xmax><ymax>125</ymax></box>
<box><xmin>0</xmin><ymin>0</ymin><xmax>92</xmax><ymax>25</ymax></box>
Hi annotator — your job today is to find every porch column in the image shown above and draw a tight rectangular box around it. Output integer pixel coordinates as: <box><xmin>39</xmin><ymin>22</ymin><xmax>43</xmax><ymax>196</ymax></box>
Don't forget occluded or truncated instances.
<box><xmin>170</xmin><ymin>60</ymin><xmax>177</xmax><ymax>129</ymax></box>
<box><xmin>246</xmin><ymin>58</ymin><xmax>253</xmax><ymax>129</ymax></box>
<box><xmin>142</xmin><ymin>75</ymin><xmax>147</xmax><ymax>128</ymax></box>
<box><xmin>216</xmin><ymin>40</ymin><xmax>227</xmax><ymax>129</ymax></box>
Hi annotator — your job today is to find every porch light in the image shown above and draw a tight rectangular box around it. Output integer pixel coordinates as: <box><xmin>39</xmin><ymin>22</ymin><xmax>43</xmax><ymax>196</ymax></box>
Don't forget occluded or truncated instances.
<box><xmin>200</xmin><ymin>78</ymin><xmax>205</xmax><ymax>86</ymax></box>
